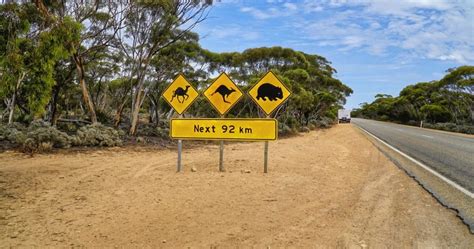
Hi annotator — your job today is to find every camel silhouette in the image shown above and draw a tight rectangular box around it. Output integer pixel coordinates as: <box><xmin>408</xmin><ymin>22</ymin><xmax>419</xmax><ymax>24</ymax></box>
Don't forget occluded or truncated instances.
<box><xmin>211</xmin><ymin>85</ymin><xmax>236</xmax><ymax>104</ymax></box>
<box><xmin>170</xmin><ymin>85</ymin><xmax>191</xmax><ymax>103</ymax></box>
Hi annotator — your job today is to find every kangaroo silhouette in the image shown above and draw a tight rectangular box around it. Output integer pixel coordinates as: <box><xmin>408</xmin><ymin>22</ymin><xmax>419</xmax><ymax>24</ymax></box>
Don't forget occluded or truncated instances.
<box><xmin>211</xmin><ymin>85</ymin><xmax>236</xmax><ymax>104</ymax></box>
<box><xmin>170</xmin><ymin>85</ymin><xmax>191</xmax><ymax>103</ymax></box>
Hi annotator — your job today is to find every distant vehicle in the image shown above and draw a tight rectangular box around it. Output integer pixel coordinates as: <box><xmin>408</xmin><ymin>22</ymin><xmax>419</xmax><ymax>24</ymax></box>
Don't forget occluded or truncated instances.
<box><xmin>338</xmin><ymin>109</ymin><xmax>351</xmax><ymax>123</ymax></box>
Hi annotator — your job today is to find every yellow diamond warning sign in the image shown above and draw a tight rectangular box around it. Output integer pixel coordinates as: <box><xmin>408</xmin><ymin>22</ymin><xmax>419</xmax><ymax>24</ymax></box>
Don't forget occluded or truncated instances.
<box><xmin>162</xmin><ymin>74</ymin><xmax>199</xmax><ymax>115</ymax></box>
<box><xmin>203</xmin><ymin>73</ymin><xmax>243</xmax><ymax>116</ymax></box>
<box><xmin>248</xmin><ymin>71</ymin><xmax>291</xmax><ymax>116</ymax></box>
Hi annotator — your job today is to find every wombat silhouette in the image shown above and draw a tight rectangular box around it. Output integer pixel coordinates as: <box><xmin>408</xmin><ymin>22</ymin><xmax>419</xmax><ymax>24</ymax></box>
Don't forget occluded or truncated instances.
<box><xmin>170</xmin><ymin>85</ymin><xmax>190</xmax><ymax>103</ymax></box>
<box><xmin>211</xmin><ymin>85</ymin><xmax>236</xmax><ymax>104</ymax></box>
<box><xmin>256</xmin><ymin>83</ymin><xmax>283</xmax><ymax>101</ymax></box>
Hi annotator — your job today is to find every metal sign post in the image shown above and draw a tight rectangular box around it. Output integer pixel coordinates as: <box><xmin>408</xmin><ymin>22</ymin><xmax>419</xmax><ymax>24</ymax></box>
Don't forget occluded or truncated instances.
<box><xmin>203</xmin><ymin>73</ymin><xmax>244</xmax><ymax>172</ymax></box>
<box><xmin>219</xmin><ymin>140</ymin><xmax>225</xmax><ymax>172</ymax></box>
<box><xmin>264</xmin><ymin>140</ymin><xmax>269</xmax><ymax>173</ymax></box>
<box><xmin>161</xmin><ymin>75</ymin><xmax>200</xmax><ymax>173</ymax></box>
<box><xmin>264</xmin><ymin>114</ymin><xmax>270</xmax><ymax>173</ymax></box>
<box><xmin>248</xmin><ymin>71</ymin><xmax>292</xmax><ymax>173</ymax></box>
<box><xmin>219</xmin><ymin>115</ymin><xmax>225</xmax><ymax>172</ymax></box>
<box><xmin>177</xmin><ymin>139</ymin><xmax>182</xmax><ymax>172</ymax></box>
<box><xmin>177</xmin><ymin>114</ymin><xmax>183</xmax><ymax>172</ymax></box>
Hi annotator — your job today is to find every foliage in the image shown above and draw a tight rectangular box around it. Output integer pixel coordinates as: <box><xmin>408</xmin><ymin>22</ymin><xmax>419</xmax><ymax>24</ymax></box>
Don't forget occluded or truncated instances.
<box><xmin>422</xmin><ymin>123</ymin><xmax>474</xmax><ymax>134</ymax></box>
<box><xmin>0</xmin><ymin>1</ymin><xmax>353</xmax><ymax>151</ymax></box>
<box><xmin>21</xmin><ymin>121</ymin><xmax>72</xmax><ymax>153</ymax></box>
<box><xmin>0</xmin><ymin>123</ymin><xmax>27</xmax><ymax>145</ymax></box>
<box><xmin>353</xmin><ymin>66</ymin><xmax>474</xmax><ymax>133</ymax></box>
<box><xmin>0</xmin><ymin>3</ymin><xmax>81</xmax><ymax>121</ymax></box>
<box><xmin>73</xmin><ymin>123</ymin><xmax>124</xmax><ymax>147</ymax></box>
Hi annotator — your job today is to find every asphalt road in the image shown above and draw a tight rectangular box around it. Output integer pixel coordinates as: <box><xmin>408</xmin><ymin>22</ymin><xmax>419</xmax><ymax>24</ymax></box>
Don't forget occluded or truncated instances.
<box><xmin>351</xmin><ymin>118</ymin><xmax>474</xmax><ymax>193</ymax></box>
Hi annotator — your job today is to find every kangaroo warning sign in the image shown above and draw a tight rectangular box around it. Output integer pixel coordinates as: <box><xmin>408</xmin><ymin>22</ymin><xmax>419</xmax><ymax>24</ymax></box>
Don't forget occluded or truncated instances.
<box><xmin>203</xmin><ymin>73</ymin><xmax>243</xmax><ymax>115</ymax></box>
<box><xmin>162</xmin><ymin>74</ymin><xmax>199</xmax><ymax>115</ymax></box>
<box><xmin>170</xmin><ymin>118</ymin><xmax>277</xmax><ymax>141</ymax></box>
<box><xmin>248</xmin><ymin>71</ymin><xmax>291</xmax><ymax>116</ymax></box>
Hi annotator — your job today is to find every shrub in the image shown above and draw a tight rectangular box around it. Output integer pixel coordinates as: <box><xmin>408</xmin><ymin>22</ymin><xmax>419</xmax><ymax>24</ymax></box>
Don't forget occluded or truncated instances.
<box><xmin>156</xmin><ymin>127</ymin><xmax>170</xmax><ymax>139</ymax></box>
<box><xmin>56</xmin><ymin>122</ymin><xmax>80</xmax><ymax>133</ymax></box>
<box><xmin>73</xmin><ymin>123</ymin><xmax>123</xmax><ymax>147</ymax></box>
<box><xmin>278</xmin><ymin>123</ymin><xmax>295</xmax><ymax>136</ymax></box>
<box><xmin>28</xmin><ymin>120</ymin><xmax>52</xmax><ymax>130</ymax></box>
<box><xmin>0</xmin><ymin>123</ymin><xmax>27</xmax><ymax>145</ymax></box>
<box><xmin>421</xmin><ymin>122</ymin><xmax>474</xmax><ymax>134</ymax></box>
<box><xmin>406</xmin><ymin>120</ymin><xmax>420</xmax><ymax>127</ymax></box>
<box><xmin>299</xmin><ymin>126</ymin><xmax>311</xmax><ymax>133</ymax></box>
<box><xmin>135</xmin><ymin>123</ymin><xmax>171</xmax><ymax>139</ymax></box>
<box><xmin>311</xmin><ymin>117</ymin><xmax>332</xmax><ymax>129</ymax></box>
<box><xmin>137</xmin><ymin>123</ymin><xmax>159</xmax><ymax>137</ymax></box>
<box><xmin>22</xmin><ymin>125</ymin><xmax>72</xmax><ymax>153</ymax></box>
<box><xmin>308</xmin><ymin>123</ymin><xmax>317</xmax><ymax>130</ymax></box>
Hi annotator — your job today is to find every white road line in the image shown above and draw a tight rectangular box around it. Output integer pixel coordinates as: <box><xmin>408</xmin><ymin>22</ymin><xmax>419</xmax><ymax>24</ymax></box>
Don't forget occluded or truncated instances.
<box><xmin>421</xmin><ymin>134</ymin><xmax>434</xmax><ymax>139</ymax></box>
<box><xmin>356</xmin><ymin>125</ymin><xmax>474</xmax><ymax>199</ymax></box>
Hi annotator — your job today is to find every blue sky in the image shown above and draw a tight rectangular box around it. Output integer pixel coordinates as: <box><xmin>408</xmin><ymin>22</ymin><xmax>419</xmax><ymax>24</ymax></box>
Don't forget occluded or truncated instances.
<box><xmin>194</xmin><ymin>0</ymin><xmax>474</xmax><ymax>109</ymax></box>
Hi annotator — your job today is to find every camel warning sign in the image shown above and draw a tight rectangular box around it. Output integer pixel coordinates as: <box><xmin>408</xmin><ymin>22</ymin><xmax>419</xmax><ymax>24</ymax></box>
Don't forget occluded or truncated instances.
<box><xmin>162</xmin><ymin>74</ymin><xmax>199</xmax><ymax>115</ymax></box>
<box><xmin>248</xmin><ymin>71</ymin><xmax>291</xmax><ymax>116</ymax></box>
<box><xmin>203</xmin><ymin>73</ymin><xmax>243</xmax><ymax>115</ymax></box>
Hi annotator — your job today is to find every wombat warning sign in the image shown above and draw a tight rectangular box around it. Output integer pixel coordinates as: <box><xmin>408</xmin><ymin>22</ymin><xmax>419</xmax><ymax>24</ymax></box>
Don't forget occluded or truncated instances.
<box><xmin>248</xmin><ymin>71</ymin><xmax>291</xmax><ymax>115</ymax></box>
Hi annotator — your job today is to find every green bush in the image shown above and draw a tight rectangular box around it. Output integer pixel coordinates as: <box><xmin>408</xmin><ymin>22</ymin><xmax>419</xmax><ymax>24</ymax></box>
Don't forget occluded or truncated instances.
<box><xmin>299</xmin><ymin>126</ymin><xmax>310</xmax><ymax>133</ymax></box>
<box><xmin>22</xmin><ymin>124</ymin><xmax>72</xmax><ymax>153</ymax></box>
<box><xmin>0</xmin><ymin>123</ymin><xmax>27</xmax><ymax>145</ymax></box>
<box><xmin>56</xmin><ymin>122</ymin><xmax>80</xmax><ymax>133</ymax></box>
<box><xmin>311</xmin><ymin>117</ymin><xmax>332</xmax><ymax>128</ymax></box>
<box><xmin>308</xmin><ymin>123</ymin><xmax>317</xmax><ymax>130</ymax></box>
<box><xmin>278</xmin><ymin>123</ymin><xmax>295</xmax><ymax>136</ymax></box>
<box><xmin>423</xmin><ymin>123</ymin><xmax>474</xmax><ymax>134</ymax></box>
<box><xmin>73</xmin><ymin>123</ymin><xmax>123</xmax><ymax>147</ymax></box>
<box><xmin>156</xmin><ymin>127</ymin><xmax>170</xmax><ymax>138</ymax></box>
<box><xmin>136</xmin><ymin>124</ymin><xmax>157</xmax><ymax>137</ymax></box>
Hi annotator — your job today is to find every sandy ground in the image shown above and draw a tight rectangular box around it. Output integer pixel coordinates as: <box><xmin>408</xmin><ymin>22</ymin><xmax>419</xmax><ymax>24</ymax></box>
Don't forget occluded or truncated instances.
<box><xmin>0</xmin><ymin>125</ymin><xmax>472</xmax><ymax>248</ymax></box>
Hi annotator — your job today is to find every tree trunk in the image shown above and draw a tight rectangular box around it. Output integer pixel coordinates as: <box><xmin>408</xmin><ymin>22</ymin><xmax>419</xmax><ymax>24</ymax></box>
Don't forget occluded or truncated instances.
<box><xmin>8</xmin><ymin>93</ymin><xmax>16</xmax><ymax>124</ymax></box>
<box><xmin>8</xmin><ymin>72</ymin><xmax>25</xmax><ymax>124</ymax></box>
<box><xmin>114</xmin><ymin>101</ymin><xmax>127</xmax><ymax>128</ymax></box>
<box><xmin>50</xmin><ymin>83</ymin><xmax>61</xmax><ymax>126</ymax></box>
<box><xmin>129</xmin><ymin>87</ymin><xmax>145</xmax><ymax>135</ymax></box>
<box><xmin>73</xmin><ymin>54</ymin><xmax>97</xmax><ymax>123</ymax></box>
<box><xmin>149</xmin><ymin>95</ymin><xmax>160</xmax><ymax>126</ymax></box>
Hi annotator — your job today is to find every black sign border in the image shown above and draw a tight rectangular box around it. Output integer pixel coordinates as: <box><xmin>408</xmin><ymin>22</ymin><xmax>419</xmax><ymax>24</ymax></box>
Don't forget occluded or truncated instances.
<box><xmin>161</xmin><ymin>73</ymin><xmax>200</xmax><ymax>115</ymax></box>
<box><xmin>170</xmin><ymin>118</ymin><xmax>278</xmax><ymax>141</ymax></box>
<box><xmin>247</xmin><ymin>70</ymin><xmax>292</xmax><ymax>116</ymax></box>
<box><xmin>203</xmin><ymin>72</ymin><xmax>244</xmax><ymax>116</ymax></box>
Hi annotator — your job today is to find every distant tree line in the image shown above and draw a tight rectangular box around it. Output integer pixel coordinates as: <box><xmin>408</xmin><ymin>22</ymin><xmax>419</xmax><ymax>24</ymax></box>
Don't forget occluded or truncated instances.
<box><xmin>352</xmin><ymin>66</ymin><xmax>474</xmax><ymax>134</ymax></box>
<box><xmin>0</xmin><ymin>1</ymin><xmax>352</xmax><ymax>151</ymax></box>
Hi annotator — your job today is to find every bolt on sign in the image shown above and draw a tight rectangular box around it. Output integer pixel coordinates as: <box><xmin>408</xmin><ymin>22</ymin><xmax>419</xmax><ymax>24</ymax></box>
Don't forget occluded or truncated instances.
<box><xmin>203</xmin><ymin>72</ymin><xmax>244</xmax><ymax>116</ymax></box>
<box><xmin>162</xmin><ymin>74</ymin><xmax>199</xmax><ymax>115</ymax></box>
<box><xmin>170</xmin><ymin>118</ymin><xmax>277</xmax><ymax>141</ymax></box>
<box><xmin>248</xmin><ymin>71</ymin><xmax>291</xmax><ymax>116</ymax></box>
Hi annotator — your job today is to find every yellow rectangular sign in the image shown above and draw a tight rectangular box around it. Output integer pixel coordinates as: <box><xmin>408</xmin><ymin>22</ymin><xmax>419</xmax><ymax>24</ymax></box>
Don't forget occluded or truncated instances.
<box><xmin>170</xmin><ymin>118</ymin><xmax>278</xmax><ymax>141</ymax></box>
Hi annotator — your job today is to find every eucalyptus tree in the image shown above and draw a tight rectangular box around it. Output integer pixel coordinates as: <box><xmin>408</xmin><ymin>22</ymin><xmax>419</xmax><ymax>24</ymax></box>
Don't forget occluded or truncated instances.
<box><xmin>147</xmin><ymin>31</ymin><xmax>209</xmax><ymax>125</ymax></box>
<box><xmin>117</xmin><ymin>0</ymin><xmax>212</xmax><ymax>135</ymax></box>
<box><xmin>58</xmin><ymin>0</ymin><xmax>125</xmax><ymax>124</ymax></box>
<box><xmin>0</xmin><ymin>2</ymin><xmax>80</xmax><ymax>123</ymax></box>
<box><xmin>211</xmin><ymin>47</ymin><xmax>352</xmax><ymax>124</ymax></box>
<box><xmin>354</xmin><ymin>66</ymin><xmax>474</xmax><ymax>126</ymax></box>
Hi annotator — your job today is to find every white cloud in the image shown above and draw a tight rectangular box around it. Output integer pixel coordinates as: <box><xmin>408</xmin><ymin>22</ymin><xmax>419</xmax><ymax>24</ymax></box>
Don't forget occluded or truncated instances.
<box><xmin>234</xmin><ymin>0</ymin><xmax>473</xmax><ymax>63</ymax></box>
<box><xmin>197</xmin><ymin>24</ymin><xmax>260</xmax><ymax>41</ymax></box>
<box><xmin>283</xmin><ymin>2</ymin><xmax>297</xmax><ymax>11</ymax></box>
<box><xmin>240</xmin><ymin>1</ymin><xmax>299</xmax><ymax>19</ymax></box>
<box><xmin>298</xmin><ymin>0</ymin><xmax>474</xmax><ymax>63</ymax></box>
